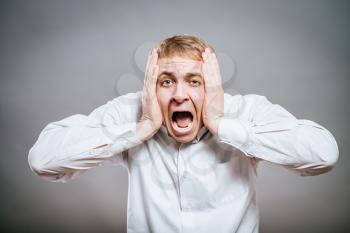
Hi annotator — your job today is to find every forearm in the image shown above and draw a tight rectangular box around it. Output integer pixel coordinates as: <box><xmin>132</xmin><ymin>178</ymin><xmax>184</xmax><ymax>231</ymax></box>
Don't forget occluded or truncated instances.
<box><xmin>28</xmin><ymin>116</ymin><xmax>141</xmax><ymax>182</ymax></box>
<box><xmin>218</xmin><ymin>116</ymin><xmax>338</xmax><ymax>175</ymax></box>
<box><xmin>136</xmin><ymin>119</ymin><xmax>160</xmax><ymax>142</ymax></box>
<box><xmin>93</xmin><ymin>120</ymin><xmax>157</xmax><ymax>151</ymax></box>
<box><xmin>218</xmin><ymin>95</ymin><xmax>339</xmax><ymax>176</ymax></box>
<box><xmin>28</xmin><ymin>93</ymin><xmax>145</xmax><ymax>182</ymax></box>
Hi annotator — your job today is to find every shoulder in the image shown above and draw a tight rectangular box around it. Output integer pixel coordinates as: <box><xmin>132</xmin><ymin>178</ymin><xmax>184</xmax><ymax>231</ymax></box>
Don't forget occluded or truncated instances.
<box><xmin>223</xmin><ymin>93</ymin><xmax>270</xmax><ymax>113</ymax></box>
<box><xmin>224</xmin><ymin>92</ymin><xmax>268</xmax><ymax>102</ymax></box>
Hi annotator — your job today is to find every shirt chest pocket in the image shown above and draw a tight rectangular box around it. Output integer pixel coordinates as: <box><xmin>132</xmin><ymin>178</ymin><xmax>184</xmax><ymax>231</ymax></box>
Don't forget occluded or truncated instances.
<box><xmin>179</xmin><ymin>144</ymin><xmax>255</xmax><ymax>211</ymax></box>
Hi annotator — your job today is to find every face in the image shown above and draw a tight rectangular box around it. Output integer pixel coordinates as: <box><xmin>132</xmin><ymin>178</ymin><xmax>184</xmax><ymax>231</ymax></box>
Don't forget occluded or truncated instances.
<box><xmin>156</xmin><ymin>56</ymin><xmax>205</xmax><ymax>143</ymax></box>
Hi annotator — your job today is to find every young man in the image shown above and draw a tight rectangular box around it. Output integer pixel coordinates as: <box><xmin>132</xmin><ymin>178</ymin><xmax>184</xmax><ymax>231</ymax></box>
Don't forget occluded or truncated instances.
<box><xmin>28</xmin><ymin>35</ymin><xmax>339</xmax><ymax>233</ymax></box>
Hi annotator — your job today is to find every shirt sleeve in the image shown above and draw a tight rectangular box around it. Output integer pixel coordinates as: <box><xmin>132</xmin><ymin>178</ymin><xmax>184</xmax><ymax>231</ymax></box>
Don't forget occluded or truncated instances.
<box><xmin>28</xmin><ymin>93</ymin><xmax>142</xmax><ymax>183</ymax></box>
<box><xmin>217</xmin><ymin>94</ymin><xmax>339</xmax><ymax>176</ymax></box>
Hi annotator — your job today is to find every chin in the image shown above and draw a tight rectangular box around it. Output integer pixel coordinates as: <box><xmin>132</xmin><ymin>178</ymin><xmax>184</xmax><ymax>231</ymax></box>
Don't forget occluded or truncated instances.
<box><xmin>171</xmin><ymin>133</ymin><xmax>197</xmax><ymax>143</ymax></box>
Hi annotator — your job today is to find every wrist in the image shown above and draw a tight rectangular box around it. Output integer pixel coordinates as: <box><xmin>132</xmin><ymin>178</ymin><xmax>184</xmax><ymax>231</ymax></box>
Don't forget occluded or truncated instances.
<box><xmin>206</xmin><ymin>117</ymin><xmax>222</xmax><ymax>136</ymax></box>
<box><xmin>136</xmin><ymin>119</ymin><xmax>160</xmax><ymax>142</ymax></box>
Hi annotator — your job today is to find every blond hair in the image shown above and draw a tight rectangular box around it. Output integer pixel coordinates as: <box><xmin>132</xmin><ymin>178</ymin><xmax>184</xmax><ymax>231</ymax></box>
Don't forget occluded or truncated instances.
<box><xmin>157</xmin><ymin>35</ymin><xmax>215</xmax><ymax>61</ymax></box>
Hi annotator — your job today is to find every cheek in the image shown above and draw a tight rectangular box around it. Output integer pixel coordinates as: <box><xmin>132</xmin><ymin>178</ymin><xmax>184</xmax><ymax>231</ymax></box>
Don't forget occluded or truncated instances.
<box><xmin>156</xmin><ymin>88</ymin><xmax>172</xmax><ymax>110</ymax></box>
<box><xmin>190</xmin><ymin>88</ymin><xmax>205</xmax><ymax>112</ymax></box>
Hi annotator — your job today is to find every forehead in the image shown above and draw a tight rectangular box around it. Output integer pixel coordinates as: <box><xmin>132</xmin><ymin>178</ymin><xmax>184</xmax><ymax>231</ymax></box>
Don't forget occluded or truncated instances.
<box><xmin>157</xmin><ymin>56</ymin><xmax>203</xmax><ymax>74</ymax></box>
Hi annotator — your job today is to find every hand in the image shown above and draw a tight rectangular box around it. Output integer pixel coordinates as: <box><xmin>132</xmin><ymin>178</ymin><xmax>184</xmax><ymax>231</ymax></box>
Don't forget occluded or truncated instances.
<box><xmin>201</xmin><ymin>48</ymin><xmax>224</xmax><ymax>136</ymax></box>
<box><xmin>137</xmin><ymin>48</ymin><xmax>162</xmax><ymax>141</ymax></box>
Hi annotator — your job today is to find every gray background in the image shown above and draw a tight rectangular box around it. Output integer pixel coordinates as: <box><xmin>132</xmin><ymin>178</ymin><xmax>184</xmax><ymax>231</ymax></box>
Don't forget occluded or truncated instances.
<box><xmin>0</xmin><ymin>0</ymin><xmax>349</xmax><ymax>232</ymax></box>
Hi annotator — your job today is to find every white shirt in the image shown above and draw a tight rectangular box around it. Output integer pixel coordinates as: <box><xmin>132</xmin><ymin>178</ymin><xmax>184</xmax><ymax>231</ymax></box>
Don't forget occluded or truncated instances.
<box><xmin>28</xmin><ymin>92</ymin><xmax>339</xmax><ymax>233</ymax></box>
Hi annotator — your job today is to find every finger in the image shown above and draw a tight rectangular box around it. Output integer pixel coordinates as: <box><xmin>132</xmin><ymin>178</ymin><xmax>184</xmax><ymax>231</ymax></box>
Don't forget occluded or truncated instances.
<box><xmin>148</xmin><ymin>49</ymin><xmax>158</xmax><ymax>85</ymax></box>
<box><xmin>202</xmin><ymin>49</ymin><xmax>213</xmax><ymax>87</ymax></box>
<box><xmin>150</xmin><ymin>48</ymin><xmax>158</xmax><ymax>69</ymax></box>
<box><xmin>145</xmin><ymin>55</ymin><xmax>159</xmax><ymax>97</ymax></box>
<box><xmin>203</xmin><ymin>48</ymin><xmax>222</xmax><ymax>91</ymax></box>
<box><xmin>205</xmin><ymin>52</ymin><xmax>223</xmax><ymax>92</ymax></box>
<box><xmin>202</xmin><ymin>53</ymin><xmax>209</xmax><ymax>84</ymax></box>
<box><xmin>145</xmin><ymin>49</ymin><xmax>153</xmax><ymax>75</ymax></box>
<box><xmin>144</xmin><ymin>49</ymin><xmax>158</xmax><ymax>86</ymax></box>
<box><xmin>202</xmin><ymin>49</ymin><xmax>208</xmax><ymax>61</ymax></box>
<box><xmin>204</xmin><ymin>50</ymin><xmax>216</xmax><ymax>87</ymax></box>
<box><xmin>150</xmin><ymin>65</ymin><xmax>159</xmax><ymax>92</ymax></box>
<box><xmin>203</xmin><ymin>66</ymin><xmax>218</xmax><ymax>93</ymax></box>
<box><xmin>144</xmin><ymin>50</ymin><xmax>153</xmax><ymax>88</ymax></box>
<box><xmin>202</xmin><ymin>59</ymin><xmax>208</xmax><ymax>82</ymax></box>
<box><xmin>210</xmin><ymin>52</ymin><xmax>221</xmax><ymax>78</ymax></box>
<box><xmin>207</xmin><ymin>51</ymin><xmax>222</xmax><ymax>85</ymax></box>
<box><xmin>202</xmin><ymin>48</ymin><xmax>211</xmax><ymax>72</ymax></box>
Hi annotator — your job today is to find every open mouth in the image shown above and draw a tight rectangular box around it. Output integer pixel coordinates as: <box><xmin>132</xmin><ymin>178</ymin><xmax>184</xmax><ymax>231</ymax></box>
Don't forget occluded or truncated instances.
<box><xmin>171</xmin><ymin>111</ymin><xmax>194</xmax><ymax>135</ymax></box>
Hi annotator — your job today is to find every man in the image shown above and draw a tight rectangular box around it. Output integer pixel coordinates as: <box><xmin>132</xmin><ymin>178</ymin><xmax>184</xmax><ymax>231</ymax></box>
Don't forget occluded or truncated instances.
<box><xmin>28</xmin><ymin>35</ymin><xmax>339</xmax><ymax>233</ymax></box>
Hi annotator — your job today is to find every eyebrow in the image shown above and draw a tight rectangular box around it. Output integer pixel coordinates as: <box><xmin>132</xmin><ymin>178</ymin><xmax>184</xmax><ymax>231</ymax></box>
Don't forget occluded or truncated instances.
<box><xmin>158</xmin><ymin>71</ymin><xmax>174</xmax><ymax>78</ymax></box>
<box><xmin>186</xmin><ymin>72</ymin><xmax>203</xmax><ymax>79</ymax></box>
<box><xmin>158</xmin><ymin>71</ymin><xmax>203</xmax><ymax>79</ymax></box>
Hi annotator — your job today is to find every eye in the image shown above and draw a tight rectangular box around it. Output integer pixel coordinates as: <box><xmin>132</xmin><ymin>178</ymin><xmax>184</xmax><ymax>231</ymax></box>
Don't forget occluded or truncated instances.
<box><xmin>161</xmin><ymin>79</ymin><xmax>173</xmax><ymax>87</ymax></box>
<box><xmin>190</xmin><ymin>79</ymin><xmax>201</xmax><ymax>87</ymax></box>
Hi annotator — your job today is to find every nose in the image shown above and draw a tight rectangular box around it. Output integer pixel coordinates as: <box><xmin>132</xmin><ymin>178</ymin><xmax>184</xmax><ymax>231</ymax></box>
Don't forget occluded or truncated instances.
<box><xmin>172</xmin><ymin>83</ymin><xmax>189</xmax><ymax>104</ymax></box>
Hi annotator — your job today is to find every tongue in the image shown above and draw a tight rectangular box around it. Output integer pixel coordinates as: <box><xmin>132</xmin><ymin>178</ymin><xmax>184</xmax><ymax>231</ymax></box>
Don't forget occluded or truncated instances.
<box><xmin>175</xmin><ymin>112</ymin><xmax>192</xmax><ymax>128</ymax></box>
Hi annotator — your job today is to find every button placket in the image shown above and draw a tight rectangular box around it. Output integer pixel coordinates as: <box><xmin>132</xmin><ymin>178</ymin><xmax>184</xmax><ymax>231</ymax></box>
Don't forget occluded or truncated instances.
<box><xmin>179</xmin><ymin>143</ymin><xmax>196</xmax><ymax>210</ymax></box>
<box><xmin>176</xmin><ymin>143</ymin><xmax>186</xmax><ymax>210</ymax></box>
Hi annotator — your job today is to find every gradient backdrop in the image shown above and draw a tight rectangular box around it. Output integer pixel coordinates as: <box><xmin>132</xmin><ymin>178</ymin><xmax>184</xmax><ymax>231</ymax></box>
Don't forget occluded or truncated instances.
<box><xmin>0</xmin><ymin>0</ymin><xmax>349</xmax><ymax>232</ymax></box>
